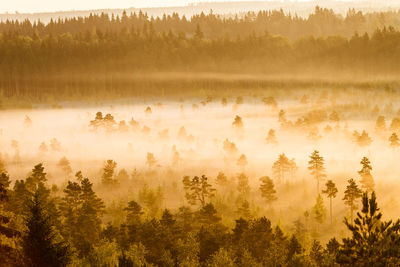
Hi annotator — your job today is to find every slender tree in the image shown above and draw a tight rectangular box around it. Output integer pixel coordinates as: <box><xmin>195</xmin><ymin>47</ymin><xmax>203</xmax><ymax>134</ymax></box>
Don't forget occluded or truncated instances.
<box><xmin>182</xmin><ymin>175</ymin><xmax>215</xmax><ymax>207</ymax></box>
<box><xmin>389</xmin><ymin>132</ymin><xmax>400</xmax><ymax>148</ymax></box>
<box><xmin>343</xmin><ymin>179</ymin><xmax>363</xmax><ymax>222</ymax></box>
<box><xmin>322</xmin><ymin>180</ymin><xmax>338</xmax><ymax>225</ymax></box>
<box><xmin>358</xmin><ymin>157</ymin><xmax>374</xmax><ymax>192</ymax></box>
<box><xmin>308</xmin><ymin>150</ymin><xmax>326</xmax><ymax>193</ymax></box>
<box><xmin>272</xmin><ymin>153</ymin><xmax>290</xmax><ymax>183</ymax></box>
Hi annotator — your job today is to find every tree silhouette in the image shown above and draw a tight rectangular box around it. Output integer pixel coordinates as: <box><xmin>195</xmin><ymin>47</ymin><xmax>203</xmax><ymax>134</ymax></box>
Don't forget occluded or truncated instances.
<box><xmin>237</xmin><ymin>173</ymin><xmax>251</xmax><ymax>198</ymax></box>
<box><xmin>232</xmin><ymin>115</ymin><xmax>243</xmax><ymax>129</ymax></box>
<box><xmin>312</xmin><ymin>194</ymin><xmax>326</xmax><ymax>226</ymax></box>
<box><xmin>237</xmin><ymin>154</ymin><xmax>248</xmax><ymax>169</ymax></box>
<box><xmin>343</xmin><ymin>178</ymin><xmax>363</xmax><ymax>222</ymax></box>
<box><xmin>182</xmin><ymin>175</ymin><xmax>215</xmax><ymax>207</ymax></box>
<box><xmin>101</xmin><ymin>160</ymin><xmax>117</xmax><ymax>186</ymax></box>
<box><xmin>259</xmin><ymin>176</ymin><xmax>277</xmax><ymax>205</ymax></box>
<box><xmin>266</xmin><ymin>129</ymin><xmax>278</xmax><ymax>144</ymax></box>
<box><xmin>272</xmin><ymin>153</ymin><xmax>290</xmax><ymax>183</ymax></box>
<box><xmin>322</xmin><ymin>180</ymin><xmax>338</xmax><ymax>225</ymax></box>
<box><xmin>23</xmin><ymin>188</ymin><xmax>70</xmax><ymax>267</ymax></box>
<box><xmin>337</xmin><ymin>192</ymin><xmax>400</xmax><ymax>265</ymax></box>
<box><xmin>389</xmin><ymin>132</ymin><xmax>400</xmax><ymax>148</ymax></box>
<box><xmin>308</xmin><ymin>150</ymin><xmax>326</xmax><ymax>193</ymax></box>
<box><xmin>358</xmin><ymin>157</ymin><xmax>374</xmax><ymax>192</ymax></box>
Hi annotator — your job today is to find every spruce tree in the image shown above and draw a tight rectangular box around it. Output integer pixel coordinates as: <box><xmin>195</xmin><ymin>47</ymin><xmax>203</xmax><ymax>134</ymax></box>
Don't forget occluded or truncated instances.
<box><xmin>23</xmin><ymin>189</ymin><xmax>70</xmax><ymax>267</ymax></box>
<box><xmin>101</xmin><ymin>160</ymin><xmax>117</xmax><ymax>186</ymax></box>
<box><xmin>272</xmin><ymin>153</ymin><xmax>290</xmax><ymax>183</ymax></box>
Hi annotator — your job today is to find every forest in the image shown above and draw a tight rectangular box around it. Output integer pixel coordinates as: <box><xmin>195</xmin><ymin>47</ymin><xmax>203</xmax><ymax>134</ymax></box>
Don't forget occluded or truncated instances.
<box><xmin>2</xmin><ymin>3</ymin><xmax>400</xmax><ymax>267</ymax></box>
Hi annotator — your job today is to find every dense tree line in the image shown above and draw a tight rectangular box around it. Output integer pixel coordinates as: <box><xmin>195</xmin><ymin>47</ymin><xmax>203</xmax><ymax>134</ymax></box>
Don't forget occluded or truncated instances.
<box><xmin>1</xmin><ymin>159</ymin><xmax>400</xmax><ymax>266</ymax></box>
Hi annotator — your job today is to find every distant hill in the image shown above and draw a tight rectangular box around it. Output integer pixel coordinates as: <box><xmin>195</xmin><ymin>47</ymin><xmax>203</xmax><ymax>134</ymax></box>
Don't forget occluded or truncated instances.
<box><xmin>0</xmin><ymin>0</ymin><xmax>399</xmax><ymax>23</ymax></box>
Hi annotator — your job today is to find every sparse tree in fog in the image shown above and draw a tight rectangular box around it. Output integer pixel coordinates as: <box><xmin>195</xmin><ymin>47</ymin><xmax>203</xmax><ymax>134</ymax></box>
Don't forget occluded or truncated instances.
<box><xmin>57</xmin><ymin>156</ymin><xmax>72</xmax><ymax>178</ymax></box>
<box><xmin>24</xmin><ymin>115</ymin><xmax>32</xmax><ymax>128</ymax></box>
<box><xmin>235</xmin><ymin>96</ymin><xmax>243</xmax><ymax>105</ymax></box>
<box><xmin>129</xmin><ymin>117</ymin><xmax>140</xmax><ymax>130</ymax></box>
<box><xmin>390</xmin><ymin>117</ymin><xmax>400</xmax><ymax>132</ymax></box>
<box><xmin>262</xmin><ymin>96</ymin><xmax>278</xmax><ymax>109</ymax></box>
<box><xmin>278</xmin><ymin>109</ymin><xmax>286</xmax><ymax>123</ymax></box>
<box><xmin>389</xmin><ymin>132</ymin><xmax>400</xmax><ymax>148</ymax></box>
<box><xmin>375</xmin><ymin>115</ymin><xmax>386</xmax><ymax>132</ymax></box>
<box><xmin>312</xmin><ymin>194</ymin><xmax>326</xmax><ymax>226</ymax></box>
<box><xmin>50</xmin><ymin>138</ymin><xmax>61</xmax><ymax>151</ymax></box>
<box><xmin>259</xmin><ymin>176</ymin><xmax>277</xmax><ymax>205</ymax></box>
<box><xmin>223</xmin><ymin>139</ymin><xmax>238</xmax><ymax>157</ymax></box>
<box><xmin>343</xmin><ymin>178</ymin><xmax>363</xmax><ymax>222</ymax></box>
<box><xmin>357</xmin><ymin>130</ymin><xmax>373</xmax><ymax>147</ymax></box>
<box><xmin>288</xmin><ymin>158</ymin><xmax>298</xmax><ymax>180</ymax></box>
<box><xmin>216</xmin><ymin>171</ymin><xmax>228</xmax><ymax>186</ymax></box>
<box><xmin>145</xmin><ymin>106</ymin><xmax>152</xmax><ymax>115</ymax></box>
<box><xmin>337</xmin><ymin>192</ymin><xmax>400</xmax><ymax>265</ymax></box>
<box><xmin>308</xmin><ymin>150</ymin><xmax>326</xmax><ymax>193</ymax></box>
<box><xmin>146</xmin><ymin>153</ymin><xmax>157</xmax><ymax>168</ymax></box>
<box><xmin>237</xmin><ymin>173</ymin><xmax>251</xmax><ymax>198</ymax></box>
<box><xmin>232</xmin><ymin>115</ymin><xmax>243</xmax><ymax>129</ymax></box>
<box><xmin>237</xmin><ymin>154</ymin><xmax>248</xmax><ymax>169</ymax></box>
<box><xmin>272</xmin><ymin>153</ymin><xmax>290</xmax><ymax>183</ymax></box>
<box><xmin>182</xmin><ymin>175</ymin><xmax>215</xmax><ymax>207</ymax></box>
<box><xmin>358</xmin><ymin>157</ymin><xmax>375</xmax><ymax>192</ymax></box>
<box><xmin>266</xmin><ymin>129</ymin><xmax>278</xmax><ymax>144</ymax></box>
<box><xmin>101</xmin><ymin>160</ymin><xmax>117</xmax><ymax>186</ymax></box>
<box><xmin>38</xmin><ymin>142</ymin><xmax>48</xmax><ymax>154</ymax></box>
<box><xmin>322</xmin><ymin>180</ymin><xmax>338</xmax><ymax>225</ymax></box>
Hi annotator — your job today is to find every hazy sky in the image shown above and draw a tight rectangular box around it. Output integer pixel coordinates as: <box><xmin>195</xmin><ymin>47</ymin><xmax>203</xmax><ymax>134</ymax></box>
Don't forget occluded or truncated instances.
<box><xmin>1</xmin><ymin>0</ymin><xmax>315</xmax><ymax>14</ymax></box>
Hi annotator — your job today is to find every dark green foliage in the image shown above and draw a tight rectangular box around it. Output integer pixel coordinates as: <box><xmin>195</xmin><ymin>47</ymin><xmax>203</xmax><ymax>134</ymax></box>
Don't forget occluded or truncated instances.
<box><xmin>23</xmin><ymin>189</ymin><xmax>70</xmax><ymax>267</ymax></box>
<box><xmin>337</xmin><ymin>192</ymin><xmax>400</xmax><ymax>265</ymax></box>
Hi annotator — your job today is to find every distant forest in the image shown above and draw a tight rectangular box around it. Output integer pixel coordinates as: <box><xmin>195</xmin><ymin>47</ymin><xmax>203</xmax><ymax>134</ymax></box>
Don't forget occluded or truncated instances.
<box><xmin>1</xmin><ymin>7</ymin><xmax>400</xmax><ymax>103</ymax></box>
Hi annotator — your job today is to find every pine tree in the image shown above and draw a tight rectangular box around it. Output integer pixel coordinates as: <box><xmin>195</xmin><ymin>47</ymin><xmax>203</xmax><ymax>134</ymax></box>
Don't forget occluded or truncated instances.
<box><xmin>59</xmin><ymin>181</ymin><xmax>81</xmax><ymax>246</ymax></box>
<box><xmin>182</xmin><ymin>175</ymin><xmax>215</xmax><ymax>207</ymax></box>
<box><xmin>337</xmin><ymin>192</ymin><xmax>400</xmax><ymax>265</ymax></box>
<box><xmin>272</xmin><ymin>153</ymin><xmax>290</xmax><ymax>183</ymax></box>
<box><xmin>146</xmin><ymin>152</ymin><xmax>157</xmax><ymax>168</ymax></box>
<box><xmin>232</xmin><ymin>115</ymin><xmax>243</xmax><ymax>129</ymax></box>
<box><xmin>216</xmin><ymin>171</ymin><xmax>228</xmax><ymax>186</ymax></box>
<box><xmin>266</xmin><ymin>129</ymin><xmax>277</xmax><ymax>144</ymax></box>
<box><xmin>343</xmin><ymin>179</ymin><xmax>363</xmax><ymax>222</ymax></box>
<box><xmin>322</xmin><ymin>180</ymin><xmax>338</xmax><ymax>225</ymax></box>
<box><xmin>259</xmin><ymin>176</ymin><xmax>277</xmax><ymax>205</ymax></box>
<box><xmin>308</xmin><ymin>150</ymin><xmax>326</xmax><ymax>193</ymax></box>
<box><xmin>237</xmin><ymin>154</ymin><xmax>248</xmax><ymax>168</ymax></box>
<box><xmin>357</xmin><ymin>130</ymin><xmax>372</xmax><ymax>147</ymax></box>
<box><xmin>101</xmin><ymin>159</ymin><xmax>117</xmax><ymax>186</ymax></box>
<box><xmin>375</xmin><ymin>115</ymin><xmax>386</xmax><ymax>132</ymax></box>
<box><xmin>236</xmin><ymin>200</ymin><xmax>252</xmax><ymax>220</ymax></box>
<box><xmin>23</xmin><ymin>189</ymin><xmax>70</xmax><ymax>267</ymax></box>
<box><xmin>312</xmin><ymin>194</ymin><xmax>326</xmax><ymax>226</ymax></box>
<box><xmin>125</xmin><ymin>200</ymin><xmax>143</xmax><ymax>225</ymax></box>
<box><xmin>237</xmin><ymin>173</ymin><xmax>251</xmax><ymax>198</ymax></box>
<box><xmin>358</xmin><ymin>157</ymin><xmax>374</xmax><ymax>192</ymax></box>
<box><xmin>389</xmin><ymin>132</ymin><xmax>400</xmax><ymax>148</ymax></box>
<box><xmin>57</xmin><ymin>156</ymin><xmax>72</xmax><ymax>178</ymax></box>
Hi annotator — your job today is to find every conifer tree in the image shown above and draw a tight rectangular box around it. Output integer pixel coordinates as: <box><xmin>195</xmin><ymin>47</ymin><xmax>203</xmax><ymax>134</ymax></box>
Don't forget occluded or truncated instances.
<box><xmin>266</xmin><ymin>129</ymin><xmax>278</xmax><ymax>144</ymax></box>
<box><xmin>101</xmin><ymin>160</ymin><xmax>117</xmax><ymax>186</ymax></box>
<box><xmin>312</xmin><ymin>194</ymin><xmax>326</xmax><ymax>226</ymax></box>
<box><xmin>232</xmin><ymin>115</ymin><xmax>243</xmax><ymax>129</ymax></box>
<box><xmin>343</xmin><ymin>179</ymin><xmax>363</xmax><ymax>222</ymax></box>
<box><xmin>259</xmin><ymin>176</ymin><xmax>277</xmax><ymax>205</ymax></box>
<box><xmin>322</xmin><ymin>180</ymin><xmax>338</xmax><ymax>225</ymax></box>
<box><xmin>375</xmin><ymin>115</ymin><xmax>386</xmax><ymax>132</ymax></box>
<box><xmin>237</xmin><ymin>154</ymin><xmax>248</xmax><ymax>169</ymax></box>
<box><xmin>237</xmin><ymin>173</ymin><xmax>251</xmax><ymax>198</ymax></box>
<box><xmin>125</xmin><ymin>200</ymin><xmax>143</xmax><ymax>225</ymax></box>
<box><xmin>358</xmin><ymin>157</ymin><xmax>374</xmax><ymax>192</ymax></box>
<box><xmin>272</xmin><ymin>153</ymin><xmax>290</xmax><ymax>183</ymax></box>
<box><xmin>337</xmin><ymin>192</ymin><xmax>400</xmax><ymax>265</ymax></box>
<box><xmin>308</xmin><ymin>150</ymin><xmax>326</xmax><ymax>193</ymax></box>
<box><xmin>182</xmin><ymin>175</ymin><xmax>215</xmax><ymax>207</ymax></box>
<box><xmin>23</xmin><ymin>188</ymin><xmax>70</xmax><ymax>267</ymax></box>
<box><xmin>389</xmin><ymin>132</ymin><xmax>400</xmax><ymax>148</ymax></box>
